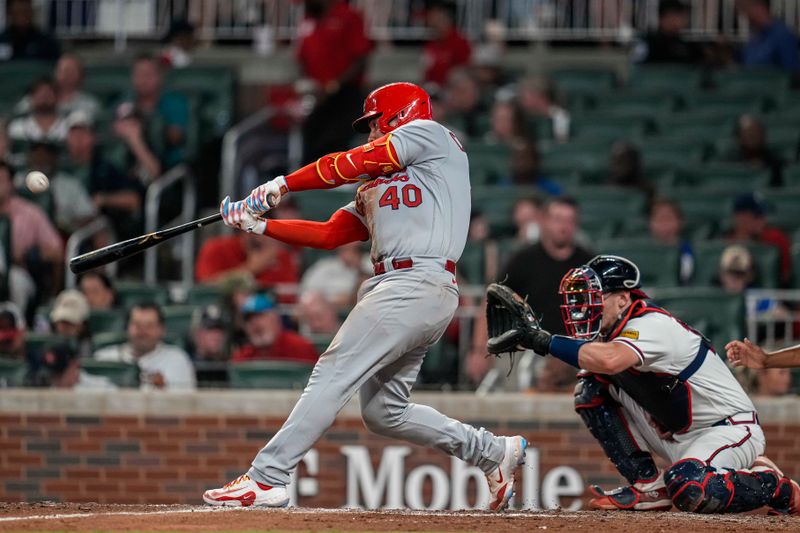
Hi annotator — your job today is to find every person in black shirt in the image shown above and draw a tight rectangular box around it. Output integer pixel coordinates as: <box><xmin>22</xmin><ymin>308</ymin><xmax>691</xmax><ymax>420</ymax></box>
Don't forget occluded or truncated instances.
<box><xmin>638</xmin><ymin>0</ymin><xmax>701</xmax><ymax>64</ymax></box>
<box><xmin>467</xmin><ymin>197</ymin><xmax>593</xmax><ymax>388</ymax></box>
<box><xmin>723</xmin><ymin>114</ymin><xmax>784</xmax><ymax>187</ymax></box>
<box><xmin>0</xmin><ymin>0</ymin><xmax>61</xmax><ymax>61</ymax></box>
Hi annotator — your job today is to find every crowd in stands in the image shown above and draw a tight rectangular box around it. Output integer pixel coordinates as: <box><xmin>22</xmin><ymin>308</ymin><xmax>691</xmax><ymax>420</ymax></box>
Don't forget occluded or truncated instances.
<box><xmin>0</xmin><ymin>0</ymin><xmax>798</xmax><ymax>398</ymax></box>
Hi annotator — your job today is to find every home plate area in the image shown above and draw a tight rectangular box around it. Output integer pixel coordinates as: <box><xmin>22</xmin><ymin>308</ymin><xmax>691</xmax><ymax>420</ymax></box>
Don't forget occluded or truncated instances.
<box><xmin>0</xmin><ymin>503</ymin><xmax>797</xmax><ymax>532</ymax></box>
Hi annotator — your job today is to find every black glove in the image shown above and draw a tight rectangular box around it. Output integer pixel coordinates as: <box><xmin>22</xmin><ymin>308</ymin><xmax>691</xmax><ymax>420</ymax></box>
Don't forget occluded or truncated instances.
<box><xmin>486</xmin><ymin>283</ymin><xmax>552</xmax><ymax>356</ymax></box>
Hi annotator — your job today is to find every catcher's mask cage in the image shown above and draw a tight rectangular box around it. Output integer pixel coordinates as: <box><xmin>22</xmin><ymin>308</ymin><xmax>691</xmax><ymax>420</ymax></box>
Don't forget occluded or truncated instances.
<box><xmin>559</xmin><ymin>266</ymin><xmax>604</xmax><ymax>340</ymax></box>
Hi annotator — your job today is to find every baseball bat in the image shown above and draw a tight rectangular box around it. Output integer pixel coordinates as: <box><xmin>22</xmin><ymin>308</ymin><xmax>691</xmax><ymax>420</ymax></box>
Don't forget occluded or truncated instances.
<box><xmin>69</xmin><ymin>213</ymin><xmax>222</xmax><ymax>274</ymax></box>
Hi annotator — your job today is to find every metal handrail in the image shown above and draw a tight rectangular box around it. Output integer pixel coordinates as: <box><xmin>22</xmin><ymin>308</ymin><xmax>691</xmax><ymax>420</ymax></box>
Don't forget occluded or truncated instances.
<box><xmin>220</xmin><ymin>107</ymin><xmax>274</xmax><ymax>210</ymax></box>
<box><xmin>64</xmin><ymin>216</ymin><xmax>116</xmax><ymax>289</ymax></box>
<box><xmin>144</xmin><ymin>164</ymin><xmax>196</xmax><ymax>286</ymax></box>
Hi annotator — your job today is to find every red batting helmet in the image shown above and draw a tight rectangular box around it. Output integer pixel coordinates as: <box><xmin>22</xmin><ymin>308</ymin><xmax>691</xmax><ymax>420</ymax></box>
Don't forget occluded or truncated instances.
<box><xmin>352</xmin><ymin>82</ymin><xmax>432</xmax><ymax>134</ymax></box>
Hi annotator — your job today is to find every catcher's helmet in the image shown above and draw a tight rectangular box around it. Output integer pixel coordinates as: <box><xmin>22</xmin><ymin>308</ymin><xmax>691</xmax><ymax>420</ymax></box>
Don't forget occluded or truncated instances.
<box><xmin>352</xmin><ymin>82</ymin><xmax>432</xmax><ymax>134</ymax></box>
<box><xmin>558</xmin><ymin>255</ymin><xmax>647</xmax><ymax>340</ymax></box>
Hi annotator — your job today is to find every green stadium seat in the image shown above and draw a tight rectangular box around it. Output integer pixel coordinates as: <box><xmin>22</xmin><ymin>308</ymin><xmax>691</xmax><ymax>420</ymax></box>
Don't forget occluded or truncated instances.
<box><xmin>459</xmin><ymin>241</ymin><xmax>486</xmax><ymax>284</ymax></box>
<box><xmin>692</xmin><ymin>241</ymin><xmax>780</xmax><ymax>288</ymax></box>
<box><xmin>628</xmin><ymin>64</ymin><xmax>704</xmax><ymax>95</ymax></box>
<box><xmin>187</xmin><ymin>284</ymin><xmax>224</xmax><ymax>307</ymax></box>
<box><xmin>792</xmin><ymin>246</ymin><xmax>800</xmax><ymax>289</ymax></box>
<box><xmin>229</xmin><ymin>360</ymin><xmax>313</xmax><ymax>389</ymax></box>
<box><xmin>0</xmin><ymin>216</ymin><xmax>11</xmax><ymax>299</ymax></box>
<box><xmin>91</xmin><ymin>331</ymin><xmax>127</xmax><ymax>351</ymax></box>
<box><xmin>166</xmin><ymin>66</ymin><xmax>236</xmax><ymax>139</ymax></box>
<box><xmin>115</xmin><ymin>282</ymin><xmax>170</xmax><ymax>307</ymax></box>
<box><xmin>25</xmin><ymin>332</ymin><xmax>69</xmax><ymax>355</ymax></box>
<box><xmin>570</xmin><ymin>186</ymin><xmax>647</xmax><ymax>222</ymax></box>
<box><xmin>465</xmin><ymin>143</ymin><xmax>510</xmax><ymax>186</ymax></box>
<box><xmin>714</xmin><ymin>69</ymin><xmax>790</xmax><ymax>108</ymax></box>
<box><xmin>667</xmin><ymin>190</ymin><xmax>732</xmax><ymax>237</ymax></box>
<box><xmin>163</xmin><ymin>306</ymin><xmax>196</xmax><ymax>338</ymax></box>
<box><xmin>0</xmin><ymin>61</ymin><xmax>54</xmax><ymax>107</ymax></box>
<box><xmin>87</xmin><ymin>309</ymin><xmax>126</xmax><ymax>335</ymax></box>
<box><xmin>638</xmin><ymin>138</ymin><xmax>708</xmax><ymax>168</ymax></box>
<box><xmin>594</xmin><ymin>91</ymin><xmax>678</xmax><ymax>115</ymax></box>
<box><xmin>418</xmin><ymin>338</ymin><xmax>459</xmax><ymax>387</ymax></box>
<box><xmin>673</xmin><ymin>163</ymin><xmax>771</xmax><ymax>190</ymax></box>
<box><xmin>652</xmin><ymin>287</ymin><xmax>744</xmax><ymax>352</ymax></box>
<box><xmin>762</xmin><ymin>189</ymin><xmax>800</xmax><ymax>216</ymax></box>
<box><xmin>0</xmin><ymin>356</ymin><xmax>26</xmax><ymax>387</ymax></box>
<box><xmin>685</xmin><ymin>93</ymin><xmax>765</xmax><ymax>115</ymax></box>
<box><xmin>551</xmin><ymin>68</ymin><xmax>617</xmax><ymax>94</ymax></box>
<box><xmin>541</xmin><ymin>140</ymin><xmax>610</xmax><ymax>173</ymax></box>
<box><xmin>301</xmin><ymin>247</ymin><xmax>335</xmax><ymax>272</ymax></box>
<box><xmin>596</xmin><ymin>238</ymin><xmax>680</xmax><ymax>288</ymax></box>
<box><xmin>472</xmin><ymin>186</ymin><xmax>544</xmax><ymax>236</ymax></box>
<box><xmin>297</xmin><ymin>190</ymin><xmax>356</xmax><ymax>221</ymax></box>
<box><xmin>570</xmin><ymin>117</ymin><xmax>648</xmax><ymax>142</ymax></box>
<box><xmin>580</xmin><ymin>215</ymin><xmax>620</xmax><ymax>242</ymax></box>
<box><xmin>655</xmin><ymin>112</ymin><xmax>734</xmax><ymax>141</ymax></box>
<box><xmin>308</xmin><ymin>334</ymin><xmax>334</xmax><ymax>356</ymax></box>
<box><xmin>81</xmin><ymin>360</ymin><xmax>140</xmax><ymax>387</ymax></box>
<box><xmin>784</xmin><ymin>165</ymin><xmax>800</xmax><ymax>188</ymax></box>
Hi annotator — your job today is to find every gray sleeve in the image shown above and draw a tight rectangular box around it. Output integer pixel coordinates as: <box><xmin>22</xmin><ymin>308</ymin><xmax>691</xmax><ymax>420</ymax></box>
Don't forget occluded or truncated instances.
<box><xmin>390</xmin><ymin>120</ymin><xmax>448</xmax><ymax>168</ymax></box>
<box><xmin>340</xmin><ymin>200</ymin><xmax>367</xmax><ymax>228</ymax></box>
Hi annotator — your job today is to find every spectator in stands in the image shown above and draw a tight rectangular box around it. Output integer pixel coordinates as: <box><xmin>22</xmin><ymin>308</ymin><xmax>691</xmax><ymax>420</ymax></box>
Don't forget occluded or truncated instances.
<box><xmin>468</xmin><ymin>209</ymin><xmax>490</xmax><ymax>243</ymax></box>
<box><xmin>231</xmin><ymin>294</ymin><xmax>317</xmax><ymax>364</ymax></box>
<box><xmin>485</xmin><ymin>99</ymin><xmax>529</xmax><ymax>146</ymax></box>
<box><xmin>93</xmin><ymin>302</ymin><xmax>196</xmax><ymax>390</ymax></box>
<box><xmin>723</xmin><ymin>114</ymin><xmax>784</xmax><ymax>187</ymax></box>
<box><xmin>49</xmin><ymin>289</ymin><xmax>91</xmax><ymax>357</ymax></box>
<box><xmin>189</xmin><ymin>304</ymin><xmax>228</xmax><ymax>362</ymax></box>
<box><xmin>195</xmin><ymin>231</ymin><xmax>300</xmax><ymax>290</ymax></box>
<box><xmin>717</xmin><ymin>244</ymin><xmax>757</xmax><ymax>293</ymax></box>
<box><xmin>159</xmin><ymin>20</ymin><xmax>197</xmax><ymax>69</ymax></box>
<box><xmin>648</xmin><ymin>198</ymin><xmax>694</xmax><ymax>284</ymax></box>
<box><xmin>516</xmin><ymin>77</ymin><xmax>570</xmax><ymax>143</ymax></box>
<box><xmin>65</xmin><ymin>112</ymin><xmax>142</xmax><ymax>239</ymax></box>
<box><xmin>441</xmin><ymin>68</ymin><xmax>485</xmax><ymax>139</ymax></box>
<box><xmin>506</xmin><ymin>138</ymin><xmax>561</xmax><ymax>196</ymax></box>
<box><xmin>0</xmin><ymin>160</ymin><xmax>62</xmax><ymax>310</ymax></box>
<box><xmin>297</xmin><ymin>291</ymin><xmax>341</xmax><ymax>336</ymax></box>
<box><xmin>31</xmin><ymin>343</ymin><xmax>115</xmax><ymax>390</ymax></box>
<box><xmin>14</xmin><ymin>55</ymin><xmax>100</xmax><ymax>119</ymax></box>
<box><xmin>737</xmin><ymin>0</ymin><xmax>800</xmax><ymax>71</ymax></box>
<box><xmin>297</xmin><ymin>0</ymin><xmax>372</xmax><ymax>163</ymax></box>
<box><xmin>22</xmin><ymin>141</ymin><xmax>96</xmax><ymax>233</ymax></box>
<box><xmin>466</xmin><ymin>197</ymin><xmax>592</xmax><ymax>387</ymax></box>
<box><xmin>220</xmin><ymin>271</ymin><xmax>257</xmax><ymax>347</ymax></box>
<box><xmin>0</xmin><ymin>0</ymin><xmax>60</xmax><ymax>61</ymax></box>
<box><xmin>78</xmin><ymin>271</ymin><xmax>117</xmax><ymax>311</ymax></box>
<box><xmin>636</xmin><ymin>0</ymin><xmax>701</xmax><ymax>64</ymax></box>
<box><xmin>727</xmin><ymin>192</ymin><xmax>792</xmax><ymax>286</ymax></box>
<box><xmin>512</xmin><ymin>195</ymin><xmax>544</xmax><ymax>244</ymax></box>
<box><xmin>8</xmin><ymin>78</ymin><xmax>69</xmax><ymax>147</ymax></box>
<box><xmin>0</xmin><ymin>302</ymin><xmax>25</xmax><ymax>359</ymax></box>
<box><xmin>608</xmin><ymin>141</ymin><xmax>655</xmax><ymax>202</ymax></box>
<box><xmin>114</xmin><ymin>54</ymin><xmax>189</xmax><ymax>182</ymax></box>
<box><xmin>422</xmin><ymin>0</ymin><xmax>471</xmax><ymax>87</ymax></box>
<box><xmin>754</xmin><ymin>367</ymin><xmax>792</xmax><ymax>396</ymax></box>
<box><xmin>300</xmin><ymin>241</ymin><xmax>368</xmax><ymax>306</ymax></box>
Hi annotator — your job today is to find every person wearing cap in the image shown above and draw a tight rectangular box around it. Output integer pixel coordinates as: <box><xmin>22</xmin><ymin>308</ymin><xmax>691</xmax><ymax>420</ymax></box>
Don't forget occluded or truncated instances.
<box><xmin>727</xmin><ymin>192</ymin><xmax>791</xmax><ymax>286</ymax></box>
<box><xmin>189</xmin><ymin>304</ymin><xmax>229</xmax><ymax>362</ymax></box>
<box><xmin>231</xmin><ymin>294</ymin><xmax>317</xmax><ymax>365</ymax></box>
<box><xmin>65</xmin><ymin>111</ymin><xmax>142</xmax><ymax>238</ymax></box>
<box><xmin>49</xmin><ymin>289</ymin><xmax>91</xmax><ymax>357</ymax></box>
<box><xmin>0</xmin><ymin>301</ymin><xmax>26</xmax><ymax>359</ymax></box>
<box><xmin>34</xmin><ymin>342</ymin><xmax>115</xmax><ymax>390</ymax></box>
<box><xmin>20</xmin><ymin>140</ymin><xmax>96</xmax><ymax>234</ymax></box>
<box><xmin>717</xmin><ymin>244</ymin><xmax>757</xmax><ymax>294</ymax></box>
<box><xmin>93</xmin><ymin>302</ymin><xmax>196</xmax><ymax>390</ymax></box>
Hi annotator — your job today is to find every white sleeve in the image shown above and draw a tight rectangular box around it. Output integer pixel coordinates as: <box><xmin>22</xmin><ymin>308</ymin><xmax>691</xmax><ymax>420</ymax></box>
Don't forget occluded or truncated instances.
<box><xmin>159</xmin><ymin>347</ymin><xmax>197</xmax><ymax>390</ymax></box>
<box><xmin>610</xmin><ymin>316</ymin><xmax>673</xmax><ymax>371</ymax></box>
<box><xmin>389</xmin><ymin>119</ymin><xmax>448</xmax><ymax>168</ymax></box>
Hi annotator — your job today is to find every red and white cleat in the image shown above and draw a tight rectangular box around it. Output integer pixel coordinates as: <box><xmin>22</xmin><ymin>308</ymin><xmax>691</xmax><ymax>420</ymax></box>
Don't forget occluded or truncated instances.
<box><xmin>486</xmin><ymin>436</ymin><xmax>527</xmax><ymax>512</ymax></box>
<box><xmin>202</xmin><ymin>474</ymin><xmax>289</xmax><ymax>508</ymax></box>
<box><xmin>588</xmin><ymin>484</ymin><xmax>673</xmax><ymax>511</ymax></box>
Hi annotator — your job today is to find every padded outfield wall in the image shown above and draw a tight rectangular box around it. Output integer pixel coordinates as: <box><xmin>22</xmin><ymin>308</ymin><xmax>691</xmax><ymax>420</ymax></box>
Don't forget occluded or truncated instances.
<box><xmin>1</xmin><ymin>390</ymin><xmax>799</xmax><ymax>508</ymax></box>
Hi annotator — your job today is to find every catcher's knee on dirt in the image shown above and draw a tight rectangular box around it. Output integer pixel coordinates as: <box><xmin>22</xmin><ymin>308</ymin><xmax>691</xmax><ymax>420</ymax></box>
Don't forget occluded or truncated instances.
<box><xmin>574</xmin><ymin>372</ymin><xmax>659</xmax><ymax>485</ymax></box>
<box><xmin>664</xmin><ymin>458</ymin><xmax>781</xmax><ymax>513</ymax></box>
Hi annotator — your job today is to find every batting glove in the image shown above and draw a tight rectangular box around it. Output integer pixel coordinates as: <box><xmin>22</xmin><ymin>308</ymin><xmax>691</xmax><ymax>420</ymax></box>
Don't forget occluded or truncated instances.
<box><xmin>220</xmin><ymin>196</ymin><xmax>267</xmax><ymax>234</ymax></box>
<box><xmin>246</xmin><ymin>176</ymin><xmax>287</xmax><ymax>216</ymax></box>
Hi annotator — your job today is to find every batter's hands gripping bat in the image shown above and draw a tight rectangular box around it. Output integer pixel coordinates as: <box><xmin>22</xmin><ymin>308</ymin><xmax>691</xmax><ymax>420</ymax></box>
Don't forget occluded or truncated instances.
<box><xmin>69</xmin><ymin>213</ymin><xmax>222</xmax><ymax>274</ymax></box>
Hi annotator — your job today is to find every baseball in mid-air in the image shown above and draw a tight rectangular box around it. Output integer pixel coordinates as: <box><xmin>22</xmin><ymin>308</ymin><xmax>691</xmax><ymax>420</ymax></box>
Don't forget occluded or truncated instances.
<box><xmin>25</xmin><ymin>171</ymin><xmax>49</xmax><ymax>193</ymax></box>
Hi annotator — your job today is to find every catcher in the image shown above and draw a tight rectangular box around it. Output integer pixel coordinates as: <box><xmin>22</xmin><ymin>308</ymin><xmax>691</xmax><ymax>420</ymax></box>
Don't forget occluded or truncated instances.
<box><xmin>486</xmin><ymin>254</ymin><xmax>799</xmax><ymax>514</ymax></box>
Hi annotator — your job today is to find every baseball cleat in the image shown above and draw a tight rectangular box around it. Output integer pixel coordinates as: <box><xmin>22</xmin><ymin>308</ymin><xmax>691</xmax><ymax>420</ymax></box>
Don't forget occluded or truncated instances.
<box><xmin>202</xmin><ymin>473</ymin><xmax>289</xmax><ymax>507</ymax></box>
<box><xmin>486</xmin><ymin>436</ymin><xmax>527</xmax><ymax>512</ymax></box>
<box><xmin>768</xmin><ymin>478</ymin><xmax>800</xmax><ymax>516</ymax></box>
<box><xmin>588</xmin><ymin>484</ymin><xmax>673</xmax><ymax>511</ymax></box>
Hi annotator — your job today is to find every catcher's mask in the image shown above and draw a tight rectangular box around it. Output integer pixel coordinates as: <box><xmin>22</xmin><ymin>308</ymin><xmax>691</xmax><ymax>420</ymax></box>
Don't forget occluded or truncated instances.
<box><xmin>558</xmin><ymin>266</ymin><xmax>604</xmax><ymax>340</ymax></box>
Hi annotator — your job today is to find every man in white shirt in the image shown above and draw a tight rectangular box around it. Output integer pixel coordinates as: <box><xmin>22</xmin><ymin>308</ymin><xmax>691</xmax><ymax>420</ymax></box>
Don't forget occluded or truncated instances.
<box><xmin>93</xmin><ymin>302</ymin><xmax>196</xmax><ymax>390</ymax></box>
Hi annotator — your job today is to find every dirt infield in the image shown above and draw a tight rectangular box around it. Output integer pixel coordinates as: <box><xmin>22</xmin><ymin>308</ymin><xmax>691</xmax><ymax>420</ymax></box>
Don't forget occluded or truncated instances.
<box><xmin>1</xmin><ymin>503</ymin><xmax>799</xmax><ymax>532</ymax></box>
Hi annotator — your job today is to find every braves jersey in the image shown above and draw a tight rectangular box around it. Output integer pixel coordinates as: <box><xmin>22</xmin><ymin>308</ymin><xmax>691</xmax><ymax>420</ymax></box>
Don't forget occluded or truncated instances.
<box><xmin>341</xmin><ymin>119</ymin><xmax>470</xmax><ymax>263</ymax></box>
<box><xmin>612</xmin><ymin>311</ymin><xmax>755</xmax><ymax>431</ymax></box>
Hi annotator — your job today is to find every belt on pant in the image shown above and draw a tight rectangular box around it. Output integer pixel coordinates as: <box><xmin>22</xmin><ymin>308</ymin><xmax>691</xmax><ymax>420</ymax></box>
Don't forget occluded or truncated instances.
<box><xmin>712</xmin><ymin>411</ymin><xmax>759</xmax><ymax>427</ymax></box>
<box><xmin>373</xmin><ymin>257</ymin><xmax>456</xmax><ymax>276</ymax></box>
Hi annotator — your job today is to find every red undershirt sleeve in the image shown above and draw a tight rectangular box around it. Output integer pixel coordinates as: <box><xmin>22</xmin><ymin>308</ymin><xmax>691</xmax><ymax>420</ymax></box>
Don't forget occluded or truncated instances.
<box><xmin>263</xmin><ymin>209</ymin><xmax>369</xmax><ymax>250</ymax></box>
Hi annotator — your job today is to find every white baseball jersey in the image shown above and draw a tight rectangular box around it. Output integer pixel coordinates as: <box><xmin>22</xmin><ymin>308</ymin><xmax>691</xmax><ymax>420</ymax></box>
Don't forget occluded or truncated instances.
<box><xmin>612</xmin><ymin>311</ymin><xmax>755</xmax><ymax>431</ymax></box>
<box><xmin>341</xmin><ymin>119</ymin><xmax>470</xmax><ymax>263</ymax></box>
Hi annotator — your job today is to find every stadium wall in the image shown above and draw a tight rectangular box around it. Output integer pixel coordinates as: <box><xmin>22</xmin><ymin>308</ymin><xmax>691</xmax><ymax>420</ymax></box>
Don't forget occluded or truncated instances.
<box><xmin>1</xmin><ymin>390</ymin><xmax>799</xmax><ymax>508</ymax></box>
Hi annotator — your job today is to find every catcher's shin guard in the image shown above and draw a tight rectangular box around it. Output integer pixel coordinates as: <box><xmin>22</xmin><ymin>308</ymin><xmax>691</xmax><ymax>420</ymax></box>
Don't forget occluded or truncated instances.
<box><xmin>574</xmin><ymin>372</ymin><xmax>659</xmax><ymax>485</ymax></box>
<box><xmin>664</xmin><ymin>458</ymin><xmax>789</xmax><ymax>514</ymax></box>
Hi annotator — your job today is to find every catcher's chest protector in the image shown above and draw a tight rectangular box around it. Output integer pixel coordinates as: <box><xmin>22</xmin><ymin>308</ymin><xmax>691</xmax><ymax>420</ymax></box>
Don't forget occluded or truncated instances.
<box><xmin>604</xmin><ymin>301</ymin><xmax>710</xmax><ymax>435</ymax></box>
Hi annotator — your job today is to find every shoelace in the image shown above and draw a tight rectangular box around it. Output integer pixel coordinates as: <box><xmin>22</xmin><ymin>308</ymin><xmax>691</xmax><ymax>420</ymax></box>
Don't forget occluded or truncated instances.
<box><xmin>224</xmin><ymin>474</ymin><xmax>250</xmax><ymax>489</ymax></box>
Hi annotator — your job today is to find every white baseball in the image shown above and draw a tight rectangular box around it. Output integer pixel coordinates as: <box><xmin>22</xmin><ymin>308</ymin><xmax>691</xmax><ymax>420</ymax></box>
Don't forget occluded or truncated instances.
<box><xmin>25</xmin><ymin>171</ymin><xmax>49</xmax><ymax>193</ymax></box>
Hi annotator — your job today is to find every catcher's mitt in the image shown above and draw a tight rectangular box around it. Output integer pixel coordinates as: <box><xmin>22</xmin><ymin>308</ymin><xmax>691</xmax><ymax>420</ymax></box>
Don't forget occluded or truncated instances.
<box><xmin>486</xmin><ymin>283</ymin><xmax>544</xmax><ymax>354</ymax></box>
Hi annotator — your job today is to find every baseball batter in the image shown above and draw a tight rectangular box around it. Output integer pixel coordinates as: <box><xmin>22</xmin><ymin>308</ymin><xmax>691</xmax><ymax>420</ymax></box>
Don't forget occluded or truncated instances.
<box><xmin>486</xmin><ymin>255</ymin><xmax>799</xmax><ymax>514</ymax></box>
<box><xmin>203</xmin><ymin>83</ymin><xmax>526</xmax><ymax>510</ymax></box>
